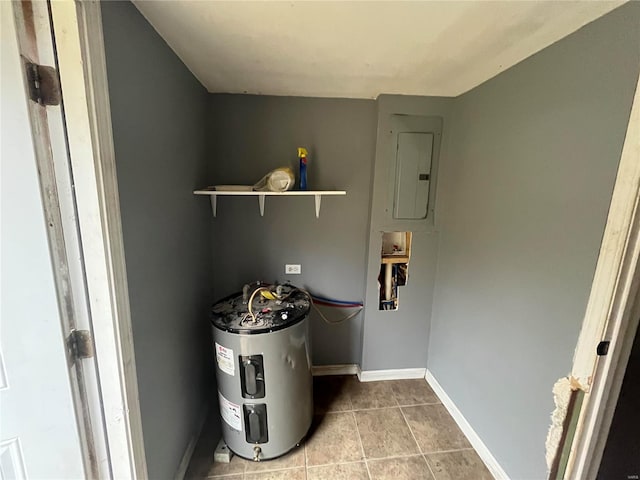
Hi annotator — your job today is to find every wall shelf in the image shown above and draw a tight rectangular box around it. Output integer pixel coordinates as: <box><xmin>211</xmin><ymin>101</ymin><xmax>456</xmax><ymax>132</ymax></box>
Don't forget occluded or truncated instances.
<box><xmin>193</xmin><ymin>188</ymin><xmax>347</xmax><ymax>218</ymax></box>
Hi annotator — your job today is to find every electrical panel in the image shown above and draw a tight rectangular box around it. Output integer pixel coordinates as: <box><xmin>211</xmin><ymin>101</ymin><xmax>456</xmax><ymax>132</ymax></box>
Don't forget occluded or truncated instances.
<box><xmin>393</xmin><ymin>132</ymin><xmax>434</xmax><ymax>219</ymax></box>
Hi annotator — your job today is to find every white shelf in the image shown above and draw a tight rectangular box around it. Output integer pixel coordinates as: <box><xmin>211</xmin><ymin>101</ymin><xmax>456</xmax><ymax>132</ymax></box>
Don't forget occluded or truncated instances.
<box><xmin>193</xmin><ymin>188</ymin><xmax>347</xmax><ymax>218</ymax></box>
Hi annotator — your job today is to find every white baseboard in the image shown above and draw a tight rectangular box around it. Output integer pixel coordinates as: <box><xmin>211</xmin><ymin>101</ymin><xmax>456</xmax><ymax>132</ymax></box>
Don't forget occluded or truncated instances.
<box><xmin>311</xmin><ymin>365</ymin><xmax>427</xmax><ymax>382</ymax></box>
<box><xmin>358</xmin><ymin>367</ymin><xmax>427</xmax><ymax>382</ymax></box>
<box><xmin>425</xmin><ymin>370</ymin><xmax>510</xmax><ymax>480</ymax></box>
<box><xmin>174</xmin><ymin>404</ymin><xmax>209</xmax><ymax>480</ymax></box>
<box><xmin>312</xmin><ymin>364</ymin><xmax>359</xmax><ymax>376</ymax></box>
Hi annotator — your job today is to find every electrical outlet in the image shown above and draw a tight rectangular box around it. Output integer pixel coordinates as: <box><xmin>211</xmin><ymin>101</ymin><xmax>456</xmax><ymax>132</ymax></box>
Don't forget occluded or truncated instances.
<box><xmin>285</xmin><ymin>264</ymin><xmax>301</xmax><ymax>274</ymax></box>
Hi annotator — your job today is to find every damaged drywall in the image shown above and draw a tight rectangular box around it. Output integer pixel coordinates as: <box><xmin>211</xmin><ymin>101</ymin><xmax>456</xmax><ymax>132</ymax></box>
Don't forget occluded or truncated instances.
<box><xmin>546</xmin><ymin>378</ymin><xmax>573</xmax><ymax>470</ymax></box>
<box><xmin>546</xmin><ymin>377</ymin><xmax>584</xmax><ymax>479</ymax></box>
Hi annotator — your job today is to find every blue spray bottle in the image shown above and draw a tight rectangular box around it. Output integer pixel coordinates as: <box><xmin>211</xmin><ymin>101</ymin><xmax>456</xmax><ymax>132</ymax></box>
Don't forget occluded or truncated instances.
<box><xmin>298</xmin><ymin>147</ymin><xmax>308</xmax><ymax>191</ymax></box>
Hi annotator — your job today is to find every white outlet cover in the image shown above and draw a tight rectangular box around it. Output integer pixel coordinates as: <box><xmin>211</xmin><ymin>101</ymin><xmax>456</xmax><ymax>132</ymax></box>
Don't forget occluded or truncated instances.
<box><xmin>285</xmin><ymin>264</ymin><xmax>301</xmax><ymax>274</ymax></box>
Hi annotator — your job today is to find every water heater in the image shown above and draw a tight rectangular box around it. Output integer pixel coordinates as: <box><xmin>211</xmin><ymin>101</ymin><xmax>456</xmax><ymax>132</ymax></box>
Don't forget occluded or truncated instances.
<box><xmin>210</xmin><ymin>283</ymin><xmax>313</xmax><ymax>461</ymax></box>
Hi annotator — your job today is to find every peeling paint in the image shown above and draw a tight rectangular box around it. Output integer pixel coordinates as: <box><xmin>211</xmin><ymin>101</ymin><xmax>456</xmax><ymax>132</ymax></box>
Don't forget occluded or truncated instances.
<box><xmin>546</xmin><ymin>378</ymin><xmax>573</xmax><ymax>471</ymax></box>
<box><xmin>546</xmin><ymin>376</ymin><xmax>587</xmax><ymax>478</ymax></box>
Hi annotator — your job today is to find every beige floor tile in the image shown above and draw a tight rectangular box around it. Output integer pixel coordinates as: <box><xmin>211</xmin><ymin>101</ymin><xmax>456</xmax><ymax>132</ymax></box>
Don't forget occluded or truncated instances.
<box><xmin>367</xmin><ymin>455</ymin><xmax>434</xmax><ymax>480</ymax></box>
<box><xmin>355</xmin><ymin>407</ymin><xmax>420</xmax><ymax>459</ymax></box>
<box><xmin>389</xmin><ymin>379</ymin><xmax>440</xmax><ymax>406</ymax></box>
<box><xmin>314</xmin><ymin>375</ymin><xmax>354</xmax><ymax>413</ymax></box>
<box><xmin>244</xmin><ymin>445</ymin><xmax>305</xmax><ymax>473</ymax></box>
<box><xmin>349</xmin><ymin>380</ymin><xmax>397</xmax><ymax>410</ymax></box>
<box><xmin>307</xmin><ymin>462</ymin><xmax>369</xmax><ymax>480</ymax></box>
<box><xmin>187</xmin><ymin>380</ymin><xmax>491</xmax><ymax>480</ymax></box>
<box><xmin>305</xmin><ymin>412</ymin><xmax>363</xmax><ymax>466</ymax></box>
<box><xmin>425</xmin><ymin>450</ymin><xmax>493</xmax><ymax>480</ymax></box>
<box><xmin>206</xmin><ymin>454</ymin><xmax>246</xmax><ymax>478</ymax></box>
<box><xmin>244</xmin><ymin>467</ymin><xmax>306</xmax><ymax>480</ymax></box>
<box><xmin>402</xmin><ymin>404</ymin><xmax>471</xmax><ymax>453</ymax></box>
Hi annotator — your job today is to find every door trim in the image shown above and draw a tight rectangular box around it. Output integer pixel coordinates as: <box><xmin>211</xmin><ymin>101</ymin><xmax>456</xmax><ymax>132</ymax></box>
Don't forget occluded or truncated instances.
<box><xmin>47</xmin><ymin>1</ymin><xmax>147</xmax><ymax>478</ymax></box>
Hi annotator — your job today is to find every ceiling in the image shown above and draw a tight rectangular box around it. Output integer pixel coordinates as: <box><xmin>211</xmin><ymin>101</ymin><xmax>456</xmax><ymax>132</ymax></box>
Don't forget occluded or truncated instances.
<box><xmin>133</xmin><ymin>1</ymin><xmax>623</xmax><ymax>99</ymax></box>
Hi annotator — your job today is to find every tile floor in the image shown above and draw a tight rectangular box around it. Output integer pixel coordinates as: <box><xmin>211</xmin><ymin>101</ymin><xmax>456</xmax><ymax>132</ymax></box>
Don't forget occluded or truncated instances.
<box><xmin>185</xmin><ymin>376</ymin><xmax>493</xmax><ymax>480</ymax></box>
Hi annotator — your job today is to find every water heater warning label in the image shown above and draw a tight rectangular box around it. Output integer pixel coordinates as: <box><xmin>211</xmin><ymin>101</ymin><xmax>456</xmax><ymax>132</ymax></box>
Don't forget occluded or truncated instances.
<box><xmin>218</xmin><ymin>392</ymin><xmax>242</xmax><ymax>431</ymax></box>
<box><xmin>215</xmin><ymin>342</ymin><xmax>234</xmax><ymax>376</ymax></box>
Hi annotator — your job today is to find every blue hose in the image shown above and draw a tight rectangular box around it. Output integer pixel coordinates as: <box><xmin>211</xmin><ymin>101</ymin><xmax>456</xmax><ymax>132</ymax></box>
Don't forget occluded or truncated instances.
<box><xmin>310</xmin><ymin>293</ymin><xmax>363</xmax><ymax>307</ymax></box>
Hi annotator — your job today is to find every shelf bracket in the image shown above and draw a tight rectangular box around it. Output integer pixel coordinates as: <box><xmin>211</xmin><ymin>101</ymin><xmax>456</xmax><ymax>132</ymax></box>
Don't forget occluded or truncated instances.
<box><xmin>194</xmin><ymin>189</ymin><xmax>346</xmax><ymax>218</ymax></box>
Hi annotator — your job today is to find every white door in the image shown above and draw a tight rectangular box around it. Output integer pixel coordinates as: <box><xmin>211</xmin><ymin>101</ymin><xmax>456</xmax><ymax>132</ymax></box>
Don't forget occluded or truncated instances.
<box><xmin>0</xmin><ymin>2</ymin><xmax>86</xmax><ymax>478</ymax></box>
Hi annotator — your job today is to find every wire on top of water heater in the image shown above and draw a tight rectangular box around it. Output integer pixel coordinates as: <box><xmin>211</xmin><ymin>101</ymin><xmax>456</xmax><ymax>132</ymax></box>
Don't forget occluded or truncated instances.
<box><xmin>243</xmin><ymin>283</ymin><xmax>364</xmax><ymax>326</ymax></box>
<box><xmin>246</xmin><ymin>286</ymin><xmax>271</xmax><ymax>324</ymax></box>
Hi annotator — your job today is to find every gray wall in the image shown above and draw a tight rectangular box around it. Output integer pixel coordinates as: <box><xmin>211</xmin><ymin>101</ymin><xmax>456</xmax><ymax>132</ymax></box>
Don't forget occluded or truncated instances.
<box><xmin>101</xmin><ymin>2</ymin><xmax>217</xmax><ymax>478</ymax></box>
<box><xmin>362</xmin><ymin>96</ymin><xmax>453</xmax><ymax>370</ymax></box>
<box><xmin>429</xmin><ymin>3</ymin><xmax>640</xmax><ymax>478</ymax></box>
<box><xmin>207</xmin><ymin>94</ymin><xmax>376</xmax><ymax>365</ymax></box>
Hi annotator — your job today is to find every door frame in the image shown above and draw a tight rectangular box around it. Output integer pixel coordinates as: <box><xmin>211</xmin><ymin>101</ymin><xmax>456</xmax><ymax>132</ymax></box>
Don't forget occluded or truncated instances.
<box><xmin>15</xmin><ymin>0</ymin><xmax>148</xmax><ymax>478</ymax></box>
<box><xmin>564</xmin><ymin>73</ymin><xmax>640</xmax><ymax>478</ymax></box>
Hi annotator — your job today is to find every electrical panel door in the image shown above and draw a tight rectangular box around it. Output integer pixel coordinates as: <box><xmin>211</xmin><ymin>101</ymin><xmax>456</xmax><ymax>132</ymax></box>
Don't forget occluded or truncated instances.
<box><xmin>393</xmin><ymin>132</ymin><xmax>433</xmax><ymax>219</ymax></box>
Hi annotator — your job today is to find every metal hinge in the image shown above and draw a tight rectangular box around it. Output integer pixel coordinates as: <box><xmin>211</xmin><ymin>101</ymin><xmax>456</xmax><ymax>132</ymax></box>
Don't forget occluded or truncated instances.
<box><xmin>68</xmin><ymin>329</ymin><xmax>95</xmax><ymax>364</ymax></box>
<box><xmin>23</xmin><ymin>58</ymin><xmax>61</xmax><ymax>106</ymax></box>
<box><xmin>597</xmin><ymin>340</ymin><xmax>610</xmax><ymax>356</ymax></box>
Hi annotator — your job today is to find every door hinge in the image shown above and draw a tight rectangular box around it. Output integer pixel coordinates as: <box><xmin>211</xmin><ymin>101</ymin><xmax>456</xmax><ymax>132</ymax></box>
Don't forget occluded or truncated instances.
<box><xmin>596</xmin><ymin>340</ymin><xmax>610</xmax><ymax>356</ymax></box>
<box><xmin>23</xmin><ymin>58</ymin><xmax>61</xmax><ymax>106</ymax></box>
<box><xmin>68</xmin><ymin>329</ymin><xmax>95</xmax><ymax>363</ymax></box>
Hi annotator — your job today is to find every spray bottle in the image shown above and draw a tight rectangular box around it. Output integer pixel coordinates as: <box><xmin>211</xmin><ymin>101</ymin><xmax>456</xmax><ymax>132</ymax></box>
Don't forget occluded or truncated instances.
<box><xmin>298</xmin><ymin>147</ymin><xmax>308</xmax><ymax>190</ymax></box>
